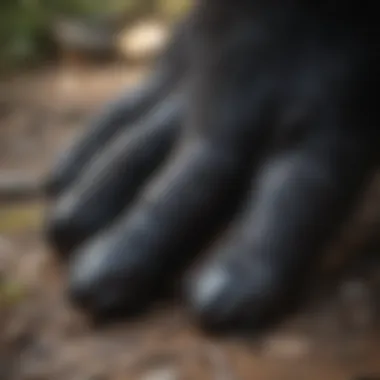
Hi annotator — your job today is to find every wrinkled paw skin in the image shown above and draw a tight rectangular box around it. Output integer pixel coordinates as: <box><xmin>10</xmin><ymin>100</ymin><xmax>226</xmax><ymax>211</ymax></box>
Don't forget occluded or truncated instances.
<box><xmin>44</xmin><ymin>1</ymin><xmax>380</xmax><ymax>335</ymax></box>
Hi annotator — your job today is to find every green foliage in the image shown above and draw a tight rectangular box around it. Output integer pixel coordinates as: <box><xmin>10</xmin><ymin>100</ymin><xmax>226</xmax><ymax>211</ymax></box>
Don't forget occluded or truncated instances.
<box><xmin>40</xmin><ymin>0</ymin><xmax>132</xmax><ymax>17</ymax></box>
<box><xmin>0</xmin><ymin>0</ymin><xmax>49</xmax><ymax>69</ymax></box>
<box><xmin>0</xmin><ymin>0</ymin><xmax>116</xmax><ymax>69</ymax></box>
<box><xmin>0</xmin><ymin>0</ymin><xmax>190</xmax><ymax>71</ymax></box>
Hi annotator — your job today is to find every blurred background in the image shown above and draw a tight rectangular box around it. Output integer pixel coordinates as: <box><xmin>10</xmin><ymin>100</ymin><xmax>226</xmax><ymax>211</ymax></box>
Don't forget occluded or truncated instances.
<box><xmin>0</xmin><ymin>1</ymin><xmax>379</xmax><ymax>379</ymax></box>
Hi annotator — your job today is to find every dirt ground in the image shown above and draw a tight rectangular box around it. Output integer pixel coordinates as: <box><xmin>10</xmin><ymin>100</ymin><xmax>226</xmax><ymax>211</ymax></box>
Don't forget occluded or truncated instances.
<box><xmin>0</xmin><ymin>64</ymin><xmax>379</xmax><ymax>380</ymax></box>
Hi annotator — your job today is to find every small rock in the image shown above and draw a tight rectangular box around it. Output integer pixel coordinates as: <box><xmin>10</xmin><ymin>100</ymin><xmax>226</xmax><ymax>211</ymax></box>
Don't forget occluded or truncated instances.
<box><xmin>117</xmin><ymin>20</ymin><xmax>169</xmax><ymax>61</ymax></box>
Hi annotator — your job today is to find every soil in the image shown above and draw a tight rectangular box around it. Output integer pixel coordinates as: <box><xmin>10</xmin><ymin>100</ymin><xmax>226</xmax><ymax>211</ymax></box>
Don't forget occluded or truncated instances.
<box><xmin>0</xmin><ymin>63</ymin><xmax>379</xmax><ymax>380</ymax></box>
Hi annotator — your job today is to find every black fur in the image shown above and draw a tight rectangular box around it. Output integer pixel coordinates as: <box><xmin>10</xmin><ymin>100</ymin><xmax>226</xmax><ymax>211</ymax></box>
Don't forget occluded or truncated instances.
<box><xmin>45</xmin><ymin>1</ymin><xmax>380</xmax><ymax>332</ymax></box>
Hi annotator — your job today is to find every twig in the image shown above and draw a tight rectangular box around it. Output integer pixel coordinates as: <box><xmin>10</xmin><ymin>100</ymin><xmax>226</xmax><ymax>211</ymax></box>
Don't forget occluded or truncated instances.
<box><xmin>0</xmin><ymin>172</ymin><xmax>43</xmax><ymax>200</ymax></box>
